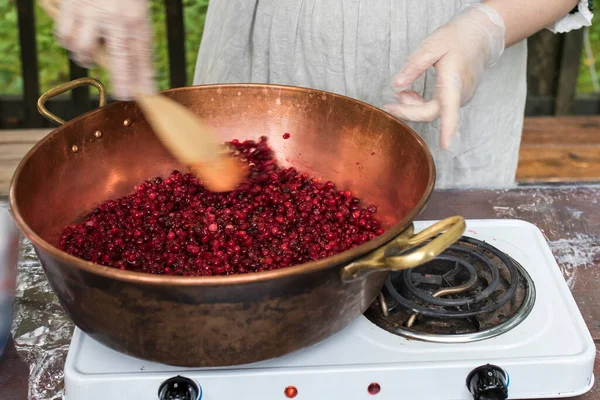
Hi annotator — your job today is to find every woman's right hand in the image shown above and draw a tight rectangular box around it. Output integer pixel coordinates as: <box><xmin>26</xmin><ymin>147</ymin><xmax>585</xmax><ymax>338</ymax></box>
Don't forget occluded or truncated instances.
<box><xmin>52</xmin><ymin>0</ymin><xmax>156</xmax><ymax>100</ymax></box>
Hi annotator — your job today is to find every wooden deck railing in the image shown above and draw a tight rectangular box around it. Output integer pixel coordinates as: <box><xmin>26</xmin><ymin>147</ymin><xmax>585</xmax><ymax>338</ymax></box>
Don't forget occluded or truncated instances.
<box><xmin>1</xmin><ymin>0</ymin><xmax>599</xmax><ymax>130</ymax></box>
<box><xmin>2</xmin><ymin>0</ymin><xmax>188</xmax><ymax>130</ymax></box>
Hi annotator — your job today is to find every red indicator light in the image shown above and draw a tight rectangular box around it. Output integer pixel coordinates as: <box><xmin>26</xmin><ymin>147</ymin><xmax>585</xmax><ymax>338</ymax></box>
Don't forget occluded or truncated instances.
<box><xmin>368</xmin><ymin>382</ymin><xmax>381</xmax><ymax>395</ymax></box>
<box><xmin>284</xmin><ymin>386</ymin><xmax>298</xmax><ymax>398</ymax></box>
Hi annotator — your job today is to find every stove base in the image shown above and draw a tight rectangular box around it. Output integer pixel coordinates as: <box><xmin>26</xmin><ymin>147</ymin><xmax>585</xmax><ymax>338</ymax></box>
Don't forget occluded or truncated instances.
<box><xmin>62</xmin><ymin>220</ymin><xmax>596</xmax><ymax>400</ymax></box>
<box><xmin>63</xmin><ymin>326</ymin><xmax>595</xmax><ymax>400</ymax></box>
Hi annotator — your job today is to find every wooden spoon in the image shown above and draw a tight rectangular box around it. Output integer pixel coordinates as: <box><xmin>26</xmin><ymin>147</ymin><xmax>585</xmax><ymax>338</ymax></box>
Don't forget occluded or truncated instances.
<box><xmin>134</xmin><ymin>94</ymin><xmax>247</xmax><ymax>192</ymax></box>
<box><xmin>40</xmin><ymin>0</ymin><xmax>247</xmax><ymax>192</ymax></box>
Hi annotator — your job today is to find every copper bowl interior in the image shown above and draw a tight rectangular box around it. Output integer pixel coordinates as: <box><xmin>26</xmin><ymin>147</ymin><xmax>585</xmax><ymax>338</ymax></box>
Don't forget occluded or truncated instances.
<box><xmin>10</xmin><ymin>84</ymin><xmax>435</xmax><ymax>283</ymax></box>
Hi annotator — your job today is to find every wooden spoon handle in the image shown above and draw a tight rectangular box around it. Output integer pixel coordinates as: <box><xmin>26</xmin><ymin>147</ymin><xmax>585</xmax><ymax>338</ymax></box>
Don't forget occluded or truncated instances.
<box><xmin>134</xmin><ymin>93</ymin><xmax>224</xmax><ymax>164</ymax></box>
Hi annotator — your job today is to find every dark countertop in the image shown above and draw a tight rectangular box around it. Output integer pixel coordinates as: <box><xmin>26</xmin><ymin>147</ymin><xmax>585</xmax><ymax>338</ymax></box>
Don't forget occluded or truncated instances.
<box><xmin>2</xmin><ymin>185</ymin><xmax>600</xmax><ymax>400</ymax></box>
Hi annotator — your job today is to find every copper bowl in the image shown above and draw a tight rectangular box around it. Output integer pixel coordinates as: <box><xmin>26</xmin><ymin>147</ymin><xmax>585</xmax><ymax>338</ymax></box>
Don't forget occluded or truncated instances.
<box><xmin>9</xmin><ymin>78</ymin><xmax>464</xmax><ymax>366</ymax></box>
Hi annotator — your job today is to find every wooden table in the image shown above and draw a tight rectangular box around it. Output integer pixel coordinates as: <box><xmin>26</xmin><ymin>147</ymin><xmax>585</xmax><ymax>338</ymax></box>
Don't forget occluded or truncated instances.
<box><xmin>1</xmin><ymin>185</ymin><xmax>600</xmax><ymax>399</ymax></box>
<box><xmin>2</xmin><ymin>116</ymin><xmax>600</xmax><ymax>196</ymax></box>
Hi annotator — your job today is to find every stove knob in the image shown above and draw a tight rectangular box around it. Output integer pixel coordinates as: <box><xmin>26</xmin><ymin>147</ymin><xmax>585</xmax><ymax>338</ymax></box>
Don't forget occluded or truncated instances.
<box><xmin>158</xmin><ymin>375</ymin><xmax>202</xmax><ymax>400</ymax></box>
<box><xmin>466</xmin><ymin>364</ymin><xmax>509</xmax><ymax>400</ymax></box>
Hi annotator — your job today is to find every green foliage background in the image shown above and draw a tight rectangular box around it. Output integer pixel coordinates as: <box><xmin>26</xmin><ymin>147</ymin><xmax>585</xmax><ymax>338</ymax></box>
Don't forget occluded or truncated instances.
<box><xmin>578</xmin><ymin>0</ymin><xmax>600</xmax><ymax>92</ymax></box>
<box><xmin>0</xmin><ymin>0</ymin><xmax>598</xmax><ymax>95</ymax></box>
<box><xmin>0</xmin><ymin>0</ymin><xmax>208</xmax><ymax>95</ymax></box>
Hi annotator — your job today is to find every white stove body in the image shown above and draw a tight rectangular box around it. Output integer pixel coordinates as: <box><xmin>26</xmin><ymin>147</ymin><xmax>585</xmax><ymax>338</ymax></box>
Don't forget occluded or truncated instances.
<box><xmin>63</xmin><ymin>220</ymin><xmax>595</xmax><ymax>400</ymax></box>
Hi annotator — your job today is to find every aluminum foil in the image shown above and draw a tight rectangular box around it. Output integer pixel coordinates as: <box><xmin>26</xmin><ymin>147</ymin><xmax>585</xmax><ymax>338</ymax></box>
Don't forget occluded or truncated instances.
<box><xmin>2</xmin><ymin>200</ymin><xmax>71</xmax><ymax>400</ymax></box>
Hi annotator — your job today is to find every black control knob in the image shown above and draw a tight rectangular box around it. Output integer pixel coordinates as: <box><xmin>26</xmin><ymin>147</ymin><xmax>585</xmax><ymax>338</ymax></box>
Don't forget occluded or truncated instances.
<box><xmin>466</xmin><ymin>364</ymin><xmax>509</xmax><ymax>400</ymax></box>
<box><xmin>158</xmin><ymin>376</ymin><xmax>201</xmax><ymax>400</ymax></box>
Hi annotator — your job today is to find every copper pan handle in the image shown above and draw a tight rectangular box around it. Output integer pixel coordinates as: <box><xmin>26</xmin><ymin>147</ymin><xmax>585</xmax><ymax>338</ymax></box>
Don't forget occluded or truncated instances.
<box><xmin>37</xmin><ymin>77</ymin><xmax>108</xmax><ymax>126</ymax></box>
<box><xmin>340</xmin><ymin>216</ymin><xmax>466</xmax><ymax>282</ymax></box>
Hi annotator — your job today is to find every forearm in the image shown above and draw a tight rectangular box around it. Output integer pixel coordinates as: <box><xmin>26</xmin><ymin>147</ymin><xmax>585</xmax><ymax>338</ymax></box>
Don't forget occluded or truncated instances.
<box><xmin>484</xmin><ymin>0</ymin><xmax>580</xmax><ymax>47</ymax></box>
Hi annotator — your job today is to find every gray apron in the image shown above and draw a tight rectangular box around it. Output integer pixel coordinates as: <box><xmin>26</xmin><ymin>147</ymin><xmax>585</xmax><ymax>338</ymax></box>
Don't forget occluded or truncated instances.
<box><xmin>193</xmin><ymin>0</ymin><xmax>527</xmax><ymax>189</ymax></box>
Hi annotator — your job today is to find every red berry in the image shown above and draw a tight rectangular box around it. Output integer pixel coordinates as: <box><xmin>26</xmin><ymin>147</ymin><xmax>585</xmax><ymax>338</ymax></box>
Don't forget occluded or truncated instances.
<box><xmin>57</xmin><ymin>136</ymin><xmax>383</xmax><ymax>276</ymax></box>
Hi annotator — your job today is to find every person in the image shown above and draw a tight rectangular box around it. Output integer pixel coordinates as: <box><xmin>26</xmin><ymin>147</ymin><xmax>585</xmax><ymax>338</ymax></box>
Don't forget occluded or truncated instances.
<box><xmin>54</xmin><ymin>0</ymin><xmax>593</xmax><ymax>189</ymax></box>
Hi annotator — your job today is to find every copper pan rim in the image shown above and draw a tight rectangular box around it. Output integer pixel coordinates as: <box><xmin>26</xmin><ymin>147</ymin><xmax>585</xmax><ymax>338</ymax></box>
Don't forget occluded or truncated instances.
<box><xmin>9</xmin><ymin>83</ymin><xmax>436</xmax><ymax>286</ymax></box>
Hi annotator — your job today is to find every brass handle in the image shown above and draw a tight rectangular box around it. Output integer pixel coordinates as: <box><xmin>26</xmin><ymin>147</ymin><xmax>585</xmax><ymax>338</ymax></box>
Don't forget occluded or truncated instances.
<box><xmin>37</xmin><ymin>77</ymin><xmax>108</xmax><ymax>126</ymax></box>
<box><xmin>340</xmin><ymin>216</ymin><xmax>466</xmax><ymax>282</ymax></box>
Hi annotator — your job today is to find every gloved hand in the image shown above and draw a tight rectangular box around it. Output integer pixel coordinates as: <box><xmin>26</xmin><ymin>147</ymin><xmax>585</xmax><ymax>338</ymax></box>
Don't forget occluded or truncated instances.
<box><xmin>383</xmin><ymin>4</ymin><xmax>506</xmax><ymax>149</ymax></box>
<box><xmin>53</xmin><ymin>0</ymin><xmax>156</xmax><ymax>100</ymax></box>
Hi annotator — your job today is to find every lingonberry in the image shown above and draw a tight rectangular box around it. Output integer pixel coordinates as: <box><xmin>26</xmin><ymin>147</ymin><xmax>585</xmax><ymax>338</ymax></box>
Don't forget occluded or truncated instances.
<box><xmin>58</xmin><ymin>136</ymin><xmax>383</xmax><ymax>276</ymax></box>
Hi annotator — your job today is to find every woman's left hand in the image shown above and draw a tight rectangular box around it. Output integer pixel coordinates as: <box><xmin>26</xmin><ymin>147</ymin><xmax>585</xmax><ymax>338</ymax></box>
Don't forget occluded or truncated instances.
<box><xmin>383</xmin><ymin>4</ymin><xmax>506</xmax><ymax>149</ymax></box>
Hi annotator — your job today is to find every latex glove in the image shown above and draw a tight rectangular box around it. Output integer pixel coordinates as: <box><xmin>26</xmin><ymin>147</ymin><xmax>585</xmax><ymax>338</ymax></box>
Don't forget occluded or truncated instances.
<box><xmin>383</xmin><ymin>4</ymin><xmax>505</xmax><ymax>149</ymax></box>
<box><xmin>54</xmin><ymin>0</ymin><xmax>156</xmax><ymax>100</ymax></box>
